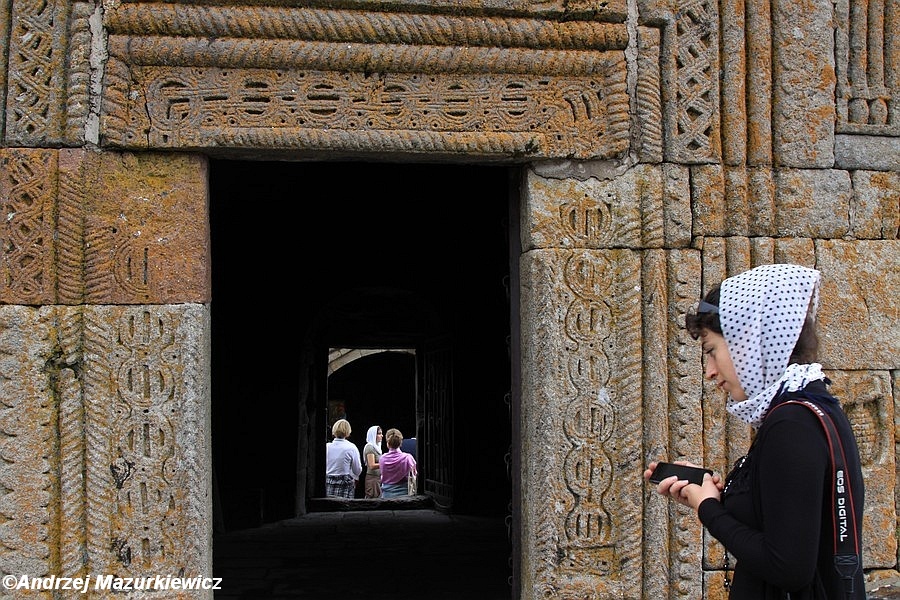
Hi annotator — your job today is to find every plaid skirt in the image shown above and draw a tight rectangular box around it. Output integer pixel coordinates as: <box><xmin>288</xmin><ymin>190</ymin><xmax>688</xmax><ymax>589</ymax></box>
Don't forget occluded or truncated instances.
<box><xmin>326</xmin><ymin>474</ymin><xmax>356</xmax><ymax>499</ymax></box>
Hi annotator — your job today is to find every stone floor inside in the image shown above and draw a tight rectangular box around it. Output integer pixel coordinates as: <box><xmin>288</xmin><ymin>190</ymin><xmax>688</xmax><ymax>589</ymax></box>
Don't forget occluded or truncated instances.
<box><xmin>212</xmin><ymin>501</ymin><xmax>900</xmax><ymax>600</ymax></box>
<box><xmin>212</xmin><ymin>503</ymin><xmax>513</xmax><ymax>599</ymax></box>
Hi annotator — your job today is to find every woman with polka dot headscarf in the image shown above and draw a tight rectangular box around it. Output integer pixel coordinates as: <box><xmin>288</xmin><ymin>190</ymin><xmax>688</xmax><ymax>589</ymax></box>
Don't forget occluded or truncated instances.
<box><xmin>644</xmin><ymin>263</ymin><xmax>865</xmax><ymax>599</ymax></box>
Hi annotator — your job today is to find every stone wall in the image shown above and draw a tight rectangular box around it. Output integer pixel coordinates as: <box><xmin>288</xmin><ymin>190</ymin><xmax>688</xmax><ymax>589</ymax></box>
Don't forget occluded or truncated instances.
<box><xmin>0</xmin><ymin>0</ymin><xmax>895</xmax><ymax>599</ymax></box>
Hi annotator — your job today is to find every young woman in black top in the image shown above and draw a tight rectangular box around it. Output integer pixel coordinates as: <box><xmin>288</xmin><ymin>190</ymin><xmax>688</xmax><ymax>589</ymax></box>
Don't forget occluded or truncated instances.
<box><xmin>644</xmin><ymin>263</ymin><xmax>865</xmax><ymax>599</ymax></box>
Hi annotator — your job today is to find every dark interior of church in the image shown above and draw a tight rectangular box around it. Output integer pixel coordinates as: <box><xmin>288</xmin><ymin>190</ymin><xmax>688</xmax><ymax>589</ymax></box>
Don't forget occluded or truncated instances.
<box><xmin>208</xmin><ymin>160</ymin><xmax>518</xmax><ymax>598</ymax></box>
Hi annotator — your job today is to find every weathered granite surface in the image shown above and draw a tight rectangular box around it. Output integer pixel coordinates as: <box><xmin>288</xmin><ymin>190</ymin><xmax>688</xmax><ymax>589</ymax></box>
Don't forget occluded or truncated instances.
<box><xmin>0</xmin><ymin>1</ymin><xmax>895</xmax><ymax>599</ymax></box>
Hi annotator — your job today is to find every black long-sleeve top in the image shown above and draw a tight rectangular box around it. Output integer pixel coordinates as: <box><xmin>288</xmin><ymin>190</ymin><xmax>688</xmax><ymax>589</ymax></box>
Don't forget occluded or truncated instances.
<box><xmin>698</xmin><ymin>380</ymin><xmax>866</xmax><ymax>599</ymax></box>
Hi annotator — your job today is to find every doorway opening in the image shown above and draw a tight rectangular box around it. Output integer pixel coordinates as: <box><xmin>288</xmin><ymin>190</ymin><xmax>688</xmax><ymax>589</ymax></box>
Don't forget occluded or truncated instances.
<box><xmin>209</xmin><ymin>160</ymin><xmax>517</xmax><ymax>533</ymax></box>
<box><xmin>326</xmin><ymin>347</ymin><xmax>416</xmax><ymax>500</ymax></box>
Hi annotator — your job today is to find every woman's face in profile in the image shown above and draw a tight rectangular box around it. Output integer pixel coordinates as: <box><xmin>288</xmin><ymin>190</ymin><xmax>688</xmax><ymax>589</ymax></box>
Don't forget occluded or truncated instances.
<box><xmin>700</xmin><ymin>330</ymin><xmax>747</xmax><ymax>401</ymax></box>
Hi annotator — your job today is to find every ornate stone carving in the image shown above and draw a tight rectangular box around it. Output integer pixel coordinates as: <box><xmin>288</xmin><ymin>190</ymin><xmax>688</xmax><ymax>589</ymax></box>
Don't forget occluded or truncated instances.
<box><xmin>4</xmin><ymin>1</ymin><xmax>93</xmax><ymax>146</ymax></box>
<box><xmin>667</xmin><ymin>0</ymin><xmax>720</xmax><ymax>164</ymax></box>
<box><xmin>0</xmin><ymin>149</ymin><xmax>210</xmax><ymax>306</ymax></box>
<box><xmin>101</xmin><ymin>4</ymin><xmax>634</xmax><ymax>159</ymax></box>
<box><xmin>520</xmin><ymin>242</ymin><xmax>643</xmax><ymax>598</ymax></box>
<box><xmin>83</xmin><ymin>305</ymin><xmax>210</xmax><ymax>578</ymax></box>
<box><xmin>0</xmin><ymin>149</ymin><xmax>57</xmax><ymax>305</ymax></box>
<box><xmin>835</xmin><ymin>0</ymin><xmax>898</xmax><ymax>134</ymax></box>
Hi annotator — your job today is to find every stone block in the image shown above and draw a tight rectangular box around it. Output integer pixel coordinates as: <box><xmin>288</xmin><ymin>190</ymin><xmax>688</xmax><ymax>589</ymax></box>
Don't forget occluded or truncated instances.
<box><xmin>816</xmin><ymin>240</ymin><xmax>899</xmax><ymax>369</ymax></box>
<box><xmin>774</xmin><ymin>169</ymin><xmax>852</xmax><ymax>238</ymax></box>
<box><xmin>723</xmin><ymin>168</ymin><xmax>748</xmax><ymax>235</ymax></box>
<box><xmin>772</xmin><ymin>0</ymin><xmax>835</xmax><ymax>167</ymax></box>
<box><xmin>691</xmin><ymin>165</ymin><xmax>726</xmax><ymax>237</ymax></box>
<box><xmin>850</xmin><ymin>170</ymin><xmax>900</xmax><ymax>240</ymax></box>
<box><xmin>522</xmin><ymin>166</ymin><xmax>665</xmax><ymax>250</ymax></box>
<box><xmin>662</xmin><ymin>164</ymin><xmax>692</xmax><ymax>248</ymax></box>
<box><xmin>0</xmin><ymin>306</ymin><xmax>55</xmax><ymax>578</ymax></box>
<box><xmin>84</xmin><ymin>152</ymin><xmax>211</xmax><ymax>304</ymax></box>
<box><xmin>82</xmin><ymin>304</ymin><xmax>212</xmax><ymax>579</ymax></box>
<box><xmin>520</xmin><ymin>247</ymin><xmax>644</xmax><ymax>599</ymax></box>
<box><xmin>772</xmin><ymin>237</ymin><xmax>816</xmax><ymax>267</ymax></box>
<box><xmin>747</xmin><ymin>168</ymin><xmax>776</xmax><ymax>236</ymax></box>
<box><xmin>836</xmin><ymin>135</ymin><xmax>900</xmax><ymax>172</ymax></box>
<box><xmin>0</xmin><ymin>149</ymin><xmax>58</xmax><ymax>305</ymax></box>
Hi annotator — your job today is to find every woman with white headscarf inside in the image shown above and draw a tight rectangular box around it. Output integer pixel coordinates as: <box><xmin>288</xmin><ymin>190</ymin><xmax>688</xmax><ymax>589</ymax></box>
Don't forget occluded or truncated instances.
<box><xmin>644</xmin><ymin>263</ymin><xmax>865</xmax><ymax>599</ymax></box>
<box><xmin>362</xmin><ymin>425</ymin><xmax>383</xmax><ymax>499</ymax></box>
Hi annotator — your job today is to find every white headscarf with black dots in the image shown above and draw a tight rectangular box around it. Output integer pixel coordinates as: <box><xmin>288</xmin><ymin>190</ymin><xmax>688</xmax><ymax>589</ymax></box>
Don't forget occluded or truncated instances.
<box><xmin>719</xmin><ymin>263</ymin><xmax>824</xmax><ymax>428</ymax></box>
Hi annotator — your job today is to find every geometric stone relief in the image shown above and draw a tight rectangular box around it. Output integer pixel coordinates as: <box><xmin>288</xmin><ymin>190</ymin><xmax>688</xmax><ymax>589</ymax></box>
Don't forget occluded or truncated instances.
<box><xmin>522</xmin><ymin>164</ymin><xmax>692</xmax><ymax>250</ymax></box>
<box><xmin>100</xmin><ymin>4</ymin><xmax>637</xmax><ymax>160</ymax></box>
<box><xmin>103</xmin><ymin>64</ymin><xmax>630</xmax><ymax>160</ymax></box>
<box><xmin>519</xmin><ymin>171</ymin><xmax>711</xmax><ymax>596</ymax></box>
<box><xmin>84</xmin><ymin>304</ymin><xmax>211</xmax><ymax>584</ymax></box>
<box><xmin>0</xmin><ymin>148</ymin><xmax>210</xmax><ymax>306</ymax></box>
<box><xmin>638</xmin><ymin>0</ymin><xmax>739</xmax><ymax>167</ymax></box>
<box><xmin>834</xmin><ymin>0</ymin><xmax>898</xmax><ymax>135</ymax></box>
<box><xmin>3</xmin><ymin>1</ymin><xmax>93</xmax><ymax>146</ymax></box>
<box><xmin>519</xmin><ymin>247</ymin><xmax>643</xmax><ymax>599</ymax></box>
<box><xmin>635</xmin><ymin>26</ymin><xmax>664</xmax><ymax>164</ymax></box>
<box><xmin>833</xmin><ymin>0</ymin><xmax>899</xmax><ymax>173</ymax></box>
<box><xmin>635</xmin><ymin>0</ymin><xmax>722</xmax><ymax>164</ymax></box>
<box><xmin>664</xmin><ymin>0</ymin><xmax>720</xmax><ymax>164</ymax></box>
<box><xmin>0</xmin><ymin>304</ymin><xmax>212</xmax><ymax>593</ymax></box>
<box><xmin>0</xmin><ymin>149</ymin><xmax>58</xmax><ymax>305</ymax></box>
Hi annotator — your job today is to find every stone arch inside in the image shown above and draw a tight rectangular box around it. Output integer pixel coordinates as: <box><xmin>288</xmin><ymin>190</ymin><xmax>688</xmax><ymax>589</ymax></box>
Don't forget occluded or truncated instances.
<box><xmin>328</xmin><ymin>348</ymin><xmax>416</xmax><ymax>377</ymax></box>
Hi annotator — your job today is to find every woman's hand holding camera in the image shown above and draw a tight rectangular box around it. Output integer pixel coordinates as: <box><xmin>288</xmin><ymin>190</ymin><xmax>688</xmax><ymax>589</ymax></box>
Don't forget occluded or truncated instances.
<box><xmin>644</xmin><ymin>460</ymin><xmax>723</xmax><ymax>510</ymax></box>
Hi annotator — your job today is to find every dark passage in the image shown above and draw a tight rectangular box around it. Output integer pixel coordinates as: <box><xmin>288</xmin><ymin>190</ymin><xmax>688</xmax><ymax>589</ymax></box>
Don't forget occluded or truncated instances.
<box><xmin>212</xmin><ymin>508</ymin><xmax>511</xmax><ymax>599</ymax></box>
<box><xmin>209</xmin><ymin>161</ymin><xmax>517</xmax><ymax>599</ymax></box>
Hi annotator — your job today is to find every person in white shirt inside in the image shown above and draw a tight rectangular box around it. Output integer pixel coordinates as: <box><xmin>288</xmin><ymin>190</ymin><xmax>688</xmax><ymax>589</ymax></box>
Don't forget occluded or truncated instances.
<box><xmin>325</xmin><ymin>418</ymin><xmax>362</xmax><ymax>499</ymax></box>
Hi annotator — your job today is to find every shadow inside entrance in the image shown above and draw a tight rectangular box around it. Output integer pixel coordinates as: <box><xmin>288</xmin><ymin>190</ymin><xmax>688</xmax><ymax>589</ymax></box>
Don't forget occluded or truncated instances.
<box><xmin>212</xmin><ymin>502</ymin><xmax>513</xmax><ymax>599</ymax></box>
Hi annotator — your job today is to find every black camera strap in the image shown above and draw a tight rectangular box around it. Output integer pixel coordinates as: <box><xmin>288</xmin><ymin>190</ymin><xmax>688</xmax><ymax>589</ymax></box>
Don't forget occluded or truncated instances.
<box><xmin>771</xmin><ymin>400</ymin><xmax>861</xmax><ymax>598</ymax></box>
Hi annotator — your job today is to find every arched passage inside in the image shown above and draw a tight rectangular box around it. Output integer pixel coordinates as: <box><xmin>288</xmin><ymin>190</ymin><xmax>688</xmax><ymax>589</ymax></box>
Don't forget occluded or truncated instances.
<box><xmin>302</xmin><ymin>287</ymin><xmax>437</xmax><ymax>505</ymax></box>
<box><xmin>208</xmin><ymin>160</ymin><xmax>518</xmax><ymax>596</ymax></box>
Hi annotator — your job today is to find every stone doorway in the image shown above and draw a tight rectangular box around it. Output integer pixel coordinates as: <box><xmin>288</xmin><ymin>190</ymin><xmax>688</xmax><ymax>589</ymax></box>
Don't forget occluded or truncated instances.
<box><xmin>208</xmin><ymin>160</ymin><xmax>518</xmax><ymax>591</ymax></box>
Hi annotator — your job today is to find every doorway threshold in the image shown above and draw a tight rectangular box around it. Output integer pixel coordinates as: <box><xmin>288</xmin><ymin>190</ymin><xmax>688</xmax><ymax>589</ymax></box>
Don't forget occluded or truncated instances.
<box><xmin>308</xmin><ymin>495</ymin><xmax>434</xmax><ymax>512</ymax></box>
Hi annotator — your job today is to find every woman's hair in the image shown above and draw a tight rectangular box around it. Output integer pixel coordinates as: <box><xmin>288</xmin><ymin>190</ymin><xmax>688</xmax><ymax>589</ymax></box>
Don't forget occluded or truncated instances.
<box><xmin>685</xmin><ymin>286</ymin><xmax>722</xmax><ymax>338</ymax></box>
<box><xmin>385</xmin><ymin>428</ymin><xmax>403</xmax><ymax>449</ymax></box>
<box><xmin>685</xmin><ymin>284</ymin><xmax>819</xmax><ymax>364</ymax></box>
<box><xmin>790</xmin><ymin>316</ymin><xmax>819</xmax><ymax>364</ymax></box>
<box><xmin>331</xmin><ymin>418</ymin><xmax>351</xmax><ymax>439</ymax></box>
